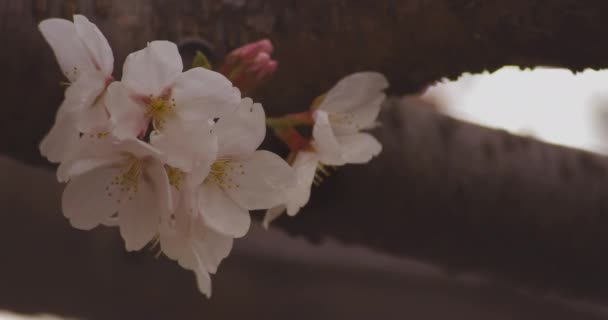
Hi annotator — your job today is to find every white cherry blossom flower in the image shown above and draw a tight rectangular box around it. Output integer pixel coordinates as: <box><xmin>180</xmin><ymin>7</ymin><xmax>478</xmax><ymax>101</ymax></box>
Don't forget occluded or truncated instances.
<box><xmin>38</xmin><ymin>15</ymin><xmax>114</xmax><ymax>162</ymax></box>
<box><xmin>157</xmin><ymin>98</ymin><xmax>292</xmax><ymax>296</ymax></box>
<box><xmin>105</xmin><ymin>40</ymin><xmax>240</xmax><ymax>172</ymax></box>
<box><xmin>264</xmin><ymin>72</ymin><xmax>387</xmax><ymax>226</ymax></box>
<box><xmin>199</xmin><ymin>98</ymin><xmax>294</xmax><ymax>238</ymax></box>
<box><xmin>59</xmin><ymin>136</ymin><xmax>172</xmax><ymax>251</ymax></box>
<box><xmin>311</xmin><ymin>72</ymin><xmax>387</xmax><ymax>165</ymax></box>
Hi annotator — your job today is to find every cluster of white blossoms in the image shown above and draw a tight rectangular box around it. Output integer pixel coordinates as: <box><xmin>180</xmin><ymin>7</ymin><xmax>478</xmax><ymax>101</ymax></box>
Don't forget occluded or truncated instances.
<box><xmin>39</xmin><ymin>14</ymin><xmax>387</xmax><ymax>298</ymax></box>
<box><xmin>39</xmin><ymin>15</ymin><xmax>293</xmax><ymax>297</ymax></box>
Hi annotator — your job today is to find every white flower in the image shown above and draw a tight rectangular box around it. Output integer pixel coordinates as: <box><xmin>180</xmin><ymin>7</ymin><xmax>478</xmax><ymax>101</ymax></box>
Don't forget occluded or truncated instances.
<box><xmin>38</xmin><ymin>15</ymin><xmax>114</xmax><ymax>162</ymax></box>
<box><xmin>199</xmin><ymin>98</ymin><xmax>294</xmax><ymax>238</ymax></box>
<box><xmin>156</xmin><ymin>98</ymin><xmax>292</xmax><ymax>297</ymax></box>
<box><xmin>264</xmin><ymin>72</ymin><xmax>387</xmax><ymax>226</ymax></box>
<box><xmin>59</xmin><ymin>136</ymin><xmax>172</xmax><ymax>251</ymax></box>
<box><xmin>105</xmin><ymin>40</ymin><xmax>240</xmax><ymax>172</ymax></box>
<box><xmin>311</xmin><ymin>72</ymin><xmax>387</xmax><ymax>165</ymax></box>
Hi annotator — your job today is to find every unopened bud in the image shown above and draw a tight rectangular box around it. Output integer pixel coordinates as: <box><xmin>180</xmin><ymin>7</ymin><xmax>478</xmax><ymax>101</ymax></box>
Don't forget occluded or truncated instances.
<box><xmin>219</xmin><ymin>39</ymin><xmax>278</xmax><ymax>95</ymax></box>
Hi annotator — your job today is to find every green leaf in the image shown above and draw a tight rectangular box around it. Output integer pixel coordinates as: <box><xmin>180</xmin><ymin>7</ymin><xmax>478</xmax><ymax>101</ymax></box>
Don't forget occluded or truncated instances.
<box><xmin>192</xmin><ymin>50</ymin><xmax>212</xmax><ymax>70</ymax></box>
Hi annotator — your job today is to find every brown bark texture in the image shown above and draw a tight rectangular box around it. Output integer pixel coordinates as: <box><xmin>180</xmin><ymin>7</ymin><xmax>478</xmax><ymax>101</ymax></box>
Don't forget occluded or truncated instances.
<box><xmin>3</xmin><ymin>0</ymin><xmax>608</xmax><ymax>303</ymax></box>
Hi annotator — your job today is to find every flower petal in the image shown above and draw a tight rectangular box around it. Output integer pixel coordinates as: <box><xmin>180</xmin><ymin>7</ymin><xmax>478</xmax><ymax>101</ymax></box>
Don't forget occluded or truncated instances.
<box><xmin>106</xmin><ymin>82</ymin><xmax>148</xmax><ymax>139</ymax></box>
<box><xmin>335</xmin><ymin>132</ymin><xmax>382</xmax><ymax>164</ymax></box>
<box><xmin>116</xmin><ymin>137</ymin><xmax>163</xmax><ymax>160</ymax></box>
<box><xmin>223</xmin><ymin>150</ymin><xmax>294</xmax><ymax>210</ymax></box>
<box><xmin>62</xmin><ymin>70</ymin><xmax>106</xmax><ymax>113</ymax></box>
<box><xmin>119</xmin><ymin>159</ymin><xmax>171</xmax><ymax>251</ymax></box>
<box><xmin>214</xmin><ymin>98</ymin><xmax>266</xmax><ymax>157</ymax></box>
<box><xmin>198</xmin><ymin>182</ymin><xmax>250</xmax><ymax>238</ymax></box>
<box><xmin>191</xmin><ymin>223</ymin><xmax>233</xmax><ymax>274</ymax></box>
<box><xmin>159</xmin><ymin>190</ymin><xmax>193</xmax><ymax>262</ymax></box>
<box><xmin>73</xmin><ymin>15</ymin><xmax>113</xmax><ymax>75</ymax></box>
<box><xmin>263</xmin><ymin>205</ymin><xmax>286</xmax><ymax>229</ymax></box>
<box><xmin>61</xmin><ymin>71</ymin><xmax>109</xmax><ymax>133</ymax></box>
<box><xmin>56</xmin><ymin>135</ymin><xmax>126</xmax><ymax>181</ymax></box>
<box><xmin>172</xmin><ymin>67</ymin><xmax>241</xmax><ymax>122</ymax></box>
<box><xmin>285</xmin><ymin>151</ymin><xmax>318</xmax><ymax>216</ymax></box>
<box><xmin>62</xmin><ymin>165</ymin><xmax>122</xmax><ymax>230</ymax></box>
<box><xmin>317</xmin><ymin>72</ymin><xmax>388</xmax><ymax>134</ymax></box>
<box><xmin>122</xmin><ymin>41</ymin><xmax>183</xmax><ymax>95</ymax></box>
<box><xmin>39</xmin><ymin>110</ymin><xmax>80</xmax><ymax>163</ymax></box>
<box><xmin>76</xmin><ymin>97</ymin><xmax>110</xmax><ymax>134</ymax></box>
<box><xmin>150</xmin><ymin>120</ymin><xmax>217</xmax><ymax>172</ymax></box>
<box><xmin>194</xmin><ymin>269</ymin><xmax>212</xmax><ymax>297</ymax></box>
<box><xmin>312</xmin><ymin>110</ymin><xmax>345</xmax><ymax>165</ymax></box>
<box><xmin>38</xmin><ymin>18</ymin><xmax>92</xmax><ymax>82</ymax></box>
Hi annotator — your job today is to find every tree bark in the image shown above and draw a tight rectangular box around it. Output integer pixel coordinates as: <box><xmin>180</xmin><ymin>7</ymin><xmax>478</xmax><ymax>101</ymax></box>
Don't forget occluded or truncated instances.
<box><xmin>3</xmin><ymin>0</ymin><xmax>608</xmax><ymax>304</ymax></box>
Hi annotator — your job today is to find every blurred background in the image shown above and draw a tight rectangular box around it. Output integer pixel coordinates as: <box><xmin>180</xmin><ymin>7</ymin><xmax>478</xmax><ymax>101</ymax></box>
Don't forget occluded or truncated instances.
<box><xmin>5</xmin><ymin>0</ymin><xmax>608</xmax><ymax>319</ymax></box>
<box><xmin>1</xmin><ymin>150</ymin><xmax>608</xmax><ymax>320</ymax></box>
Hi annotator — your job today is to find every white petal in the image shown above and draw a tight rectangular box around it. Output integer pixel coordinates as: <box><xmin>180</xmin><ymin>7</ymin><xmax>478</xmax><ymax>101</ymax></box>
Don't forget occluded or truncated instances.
<box><xmin>312</xmin><ymin>111</ymin><xmax>345</xmax><ymax>166</ymax></box>
<box><xmin>191</xmin><ymin>223</ymin><xmax>233</xmax><ymax>274</ymax></box>
<box><xmin>58</xmin><ymin>154</ymin><xmax>123</xmax><ymax>183</ymax></box>
<box><xmin>214</xmin><ymin>98</ymin><xmax>266</xmax><ymax>157</ymax></box>
<box><xmin>285</xmin><ymin>151</ymin><xmax>318</xmax><ymax>216</ymax></box>
<box><xmin>39</xmin><ymin>110</ymin><xmax>80</xmax><ymax>163</ymax></box>
<box><xmin>62</xmin><ymin>72</ymin><xmax>109</xmax><ymax>133</ymax></box>
<box><xmin>62</xmin><ymin>165</ymin><xmax>122</xmax><ymax>230</ymax></box>
<box><xmin>159</xmin><ymin>190</ymin><xmax>193</xmax><ymax>262</ymax></box>
<box><xmin>198</xmin><ymin>182</ymin><xmax>250</xmax><ymax>238</ymax></box>
<box><xmin>73</xmin><ymin>15</ymin><xmax>113</xmax><ymax>75</ymax></box>
<box><xmin>172</xmin><ymin>67</ymin><xmax>241</xmax><ymax>122</ymax></box>
<box><xmin>318</xmin><ymin>72</ymin><xmax>388</xmax><ymax>134</ymax></box>
<box><xmin>119</xmin><ymin>159</ymin><xmax>171</xmax><ymax>251</ymax></box>
<box><xmin>56</xmin><ymin>135</ymin><xmax>125</xmax><ymax>180</ymax></box>
<box><xmin>62</xmin><ymin>70</ymin><xmax>106</xmax><ymax>114</ymax></box>
<box><xmin>335</xmin><ymin>133</ymin><xmax>382</xmax><ymax>164</ymax></box>
<box><xmin>106</xmin><ymin>82</ymin><xmax>148</xmax><ymax>139</ymax></box>
<box><xmin>223</xmin><ymin>150</ymin><xmax>294</xmax><ymax>210</ymax></box>
<box><xmin>263</xmin><ymin>205</ymin><xmax>286</xmax><ymax>229</ymax></box>
<box><xmin>194</xmin><ymin>267</ymin><xmax>212</xmax><ymax>297</ymax></box>
<box><xmin>150</xmin><ymin>120</ymin><xmax>217</xmax><ymax>172</ymax></box>
<box><xmin>116</xmin><ymin>138</ymin><xmax>163</xmax><ymax>160</ymax></box>
<box><xmin>312</xmin><ymin>111</ymin><xmax>382</xmax><ymax>165</ymax></box>
<box><xmin>76</xmin><ymin>97</ymin><xmax>110</xmax><ymax>134</ymax></box>
<box><xmin>122</xmin><ymin>41</ymin><xmax>182</xmax><ymax>95</ymax></box>
<box><xmin>38</xmin><ymin>18</ymin><xmax>93</xmax><ymax>82</ymax></box>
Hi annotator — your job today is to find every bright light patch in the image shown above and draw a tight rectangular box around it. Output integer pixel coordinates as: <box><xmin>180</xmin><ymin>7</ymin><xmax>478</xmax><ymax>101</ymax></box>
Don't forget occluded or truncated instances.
<box><xmin>0</xmin><ymin>311</ymin><xmax>71</xmax><ymax>320</ymax></box>
<box><xmin>423</xmin><ymin>66</ymin><xmax>608</xmax><ymax>155</ymax></box>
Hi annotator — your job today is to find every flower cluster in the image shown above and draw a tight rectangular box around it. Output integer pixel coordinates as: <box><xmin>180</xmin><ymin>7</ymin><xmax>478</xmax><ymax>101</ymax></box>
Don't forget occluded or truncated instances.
<box><xmin>39</xmin><ymin>14</ymin><xmax>387</xmax><ymax>299</ymax></box>
<box><xmin>39</xmin><ymin>15</ymin><xmax>293</xmax><ymax>297</ymax></box>
<box><xmin>264</xmin><ymin>72</ymin><xmax>388</xmax><ymax>227</ymax></box>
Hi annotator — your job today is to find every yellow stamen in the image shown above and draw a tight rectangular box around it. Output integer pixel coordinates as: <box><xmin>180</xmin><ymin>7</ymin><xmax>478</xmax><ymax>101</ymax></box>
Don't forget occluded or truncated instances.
<box><xmin>313</xmin><ymin>163</ymin><xmax>335</xmax><ymax>187</ymax></box>
<box><xmin>106</xmin><ymin>158</ymin><xmax>142</xmax><ymax>202</ymax></box>
<box><xmin>165</xmin><ymin>165</ymin><xmax>185</xmax><ymax>190</ymax></box>
<box><xmin>146</xmin><ymin>95</ymin><xmax>176</xmax><ymax>129</ymax></box>
<box><xmin>328</xmin><ymin>112</ymin><xmax>359</xmax><ymax>129</ymax></box>
<box><xmin>208</xmin><ymin>158</ymin><xmax>243</xmax><ymax>189</ymax></box>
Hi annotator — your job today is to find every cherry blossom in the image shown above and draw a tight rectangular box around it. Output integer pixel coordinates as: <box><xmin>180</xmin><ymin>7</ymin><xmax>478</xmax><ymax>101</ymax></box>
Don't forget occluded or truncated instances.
<box><xmin>39</xmin><ymin>15</ymin><xmax>114</xmax><ymax>162</ymax></box>
<box><xmin>264</xmin><ymin>72</ymin><xmax>387</xmax><ymax>225</ymax></box>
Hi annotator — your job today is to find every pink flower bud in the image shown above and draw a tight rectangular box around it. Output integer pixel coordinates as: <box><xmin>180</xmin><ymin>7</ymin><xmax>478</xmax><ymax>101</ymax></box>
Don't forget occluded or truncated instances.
<box><xmin>219</xmin><ymin>39</ymin><xmax>277</xmax><ymax>95</ymax></box>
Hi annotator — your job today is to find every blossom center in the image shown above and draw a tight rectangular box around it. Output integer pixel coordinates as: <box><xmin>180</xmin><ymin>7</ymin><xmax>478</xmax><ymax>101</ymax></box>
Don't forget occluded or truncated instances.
<box><xmin>166</xmin><ymin>165</ymin><xmax>185</xmax><ymax>190</ymax></box>
<box><xmin>145</xmin><ymin>94</ymin><xmax>176</xmax><ymax>129</ymax></box>
<box><xmin>328</xmin><ymin>112</ymin><xmax>358</xmax><ymax>129</ymax></box>
<box><xmin>208</xmin><ymin>159</ymin><xmax>244</xmax><ymax>189</ymax></box>
<box><xmin>107</xmin><ymin>158</ymin><xmax>143</xmax><ymax>202</ymax></box>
